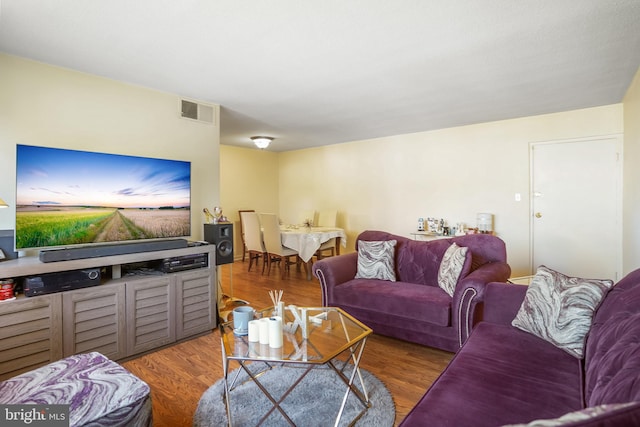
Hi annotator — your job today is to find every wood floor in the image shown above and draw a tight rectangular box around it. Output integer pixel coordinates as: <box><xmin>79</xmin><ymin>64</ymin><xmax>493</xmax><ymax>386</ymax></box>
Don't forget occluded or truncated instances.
<box><xmin>122</xmin><ymin>258</ymin><xmax>454</xmax><ymax>426</ymax></box>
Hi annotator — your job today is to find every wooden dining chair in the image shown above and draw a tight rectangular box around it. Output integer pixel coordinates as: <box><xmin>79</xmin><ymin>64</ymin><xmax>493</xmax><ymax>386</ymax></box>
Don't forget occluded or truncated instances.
<box><xmin>242</xmin><ymin>212</ymin><xmax>267</xmax><ymax>273</ymax></box>
<box><xmin>238</xmin><ymin>209</ymin><xmax>255</xmax><ymax>262</ymax></box>
<box><xmin>315</xmin><ymin>209</ymin><xmax>338</xmax><ymax>259</ymax></box>
<box><xmin>259</xmin><ymin>213</ymin><xmax>305</xmax><ymax>279</ymax></box>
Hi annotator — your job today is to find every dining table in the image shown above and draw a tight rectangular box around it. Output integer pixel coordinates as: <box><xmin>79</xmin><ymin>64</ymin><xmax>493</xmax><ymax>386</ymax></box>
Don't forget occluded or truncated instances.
<box><xmin>280</xmin><ymin>226</ymin><xmax>347</xmax><ymax>280</ymax></box>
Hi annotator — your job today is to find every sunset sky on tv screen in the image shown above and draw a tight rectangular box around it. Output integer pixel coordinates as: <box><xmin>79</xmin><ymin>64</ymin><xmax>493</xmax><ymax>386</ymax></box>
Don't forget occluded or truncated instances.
<box><xmin>16</xmin><ymin>145</ymin><xmax>191</xmax><ymax>209</ymax></box>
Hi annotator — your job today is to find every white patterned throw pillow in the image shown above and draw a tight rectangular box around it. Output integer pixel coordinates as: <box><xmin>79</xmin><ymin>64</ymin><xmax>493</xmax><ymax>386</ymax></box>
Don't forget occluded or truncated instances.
<box><xmin>501</xmin><ymin>402</ymin><xmax>636</xmax><ymax>427</ymax></box>
<box><xmin>355</xmin><ymin>240</ymin><xmax>397</xmax><ymax>282</ymax></box>
<box><xmin>437</xmin><ymin>243</ymin><xmax>470</xmax><ymax>297</ymax></box>
<box><xmin>512</xmin><ymin>265</ymin><xmax>613</xmax><ymax>358</ymax></box>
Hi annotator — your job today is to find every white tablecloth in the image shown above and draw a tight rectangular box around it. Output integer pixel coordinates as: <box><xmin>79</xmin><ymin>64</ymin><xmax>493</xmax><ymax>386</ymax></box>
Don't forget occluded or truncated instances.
<box><xmin>280</xmin><ymin>227</ymin><xmax>347</xmax><ymax>262</ymax></box>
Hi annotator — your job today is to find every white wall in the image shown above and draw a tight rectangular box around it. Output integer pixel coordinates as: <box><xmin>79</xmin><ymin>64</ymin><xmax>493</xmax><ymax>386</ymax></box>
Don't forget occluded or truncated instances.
<box><xmin>623</xmin><ymin>67</ymin><xmax>640</xmax><ymax>275</ymax></box>
<box><xmin>0</xmin><ymin>54</ymin><xmax>220</xmax><ymax>246</ymax></box>
<box><xmin>278</xmin><ymin>105</ymin><xmax>623</xmax><ymax>276</ymax></box>
<box><xmin>219</xmin><ymin>145</ymin><xmax>280</xmax><ymax>255</ymax></box>
<box><xmin>4</xmin><ymin>54</ymin><xmax>635</xmax><ymax>277</ymax></box>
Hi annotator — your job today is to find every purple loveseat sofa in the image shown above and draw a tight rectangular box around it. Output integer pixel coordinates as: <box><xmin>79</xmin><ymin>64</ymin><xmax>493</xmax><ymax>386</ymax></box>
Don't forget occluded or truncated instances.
<box><xmin>400</xmin><ymin>268</ymin><xmax>640</xmax><ymax>426</ymax></box>
<box><xmin>312</xmin><ymin>230</ymin><xmax>511</xmax><ymax>352</ymax></box>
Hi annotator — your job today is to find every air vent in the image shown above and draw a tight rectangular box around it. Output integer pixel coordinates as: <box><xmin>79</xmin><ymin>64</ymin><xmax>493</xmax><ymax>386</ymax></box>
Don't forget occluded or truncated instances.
<box><xmin>181</xmin><ymin>99</ymin><xmax>215</xmax><ymax>124</ymax></box>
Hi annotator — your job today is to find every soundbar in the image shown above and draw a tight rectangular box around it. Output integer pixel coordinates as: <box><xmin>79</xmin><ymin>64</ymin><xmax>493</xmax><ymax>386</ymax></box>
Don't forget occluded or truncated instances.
<box><xmin>39</xmin><ymin>239</ymin><xmax>189</xmax><ymax>263</ymax></box>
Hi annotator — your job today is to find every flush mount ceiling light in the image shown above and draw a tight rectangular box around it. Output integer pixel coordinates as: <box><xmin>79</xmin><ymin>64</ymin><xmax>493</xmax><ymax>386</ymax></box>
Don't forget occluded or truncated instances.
<box><xmin>251</xmin><ymin>136</ymin><xmax>274</xmax><ymax>149</ymax></box>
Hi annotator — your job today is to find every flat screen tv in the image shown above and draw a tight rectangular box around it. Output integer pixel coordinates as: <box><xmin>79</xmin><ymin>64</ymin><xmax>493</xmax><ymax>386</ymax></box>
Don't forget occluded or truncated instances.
<box><xmin>15</xmin><ymin>144</ymin><xmax>191</xmax><ymax>251</ymax></box>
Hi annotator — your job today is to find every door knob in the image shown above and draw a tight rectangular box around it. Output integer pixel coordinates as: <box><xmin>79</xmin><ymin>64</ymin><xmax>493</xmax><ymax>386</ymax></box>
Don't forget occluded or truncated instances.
<box><xmin>535</xmin><ymin>212</ymin><xmax>542</xmax><ymax>218</ymax></box>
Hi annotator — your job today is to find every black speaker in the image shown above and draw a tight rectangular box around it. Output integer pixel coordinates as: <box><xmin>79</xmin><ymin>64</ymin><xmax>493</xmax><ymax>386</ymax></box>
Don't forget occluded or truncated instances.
<box><xmin>204</xmin><ymin>223</ymin><xmax>234</xmax><ymax>265</ymax></box>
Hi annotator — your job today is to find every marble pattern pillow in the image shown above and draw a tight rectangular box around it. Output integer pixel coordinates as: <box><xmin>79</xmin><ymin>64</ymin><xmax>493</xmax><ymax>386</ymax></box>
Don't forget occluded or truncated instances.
<box><xmin>354</xmin><ymin>240</ymin><xmax>397</xmax><ymax>281</ymax></box>
<box><xmin>512</xmin><ymin>265</ymin><xmax>613</xmax><ymax>358</ymax></box>
<box><xmin>501</xmin><ymin>402</ymin><xmax>636</xmax><ymax>427</ymax></box>
<box><xmin>437</xmin><ymin>243</ymin><xmax>469</xmax><ymax>297</ymax></box>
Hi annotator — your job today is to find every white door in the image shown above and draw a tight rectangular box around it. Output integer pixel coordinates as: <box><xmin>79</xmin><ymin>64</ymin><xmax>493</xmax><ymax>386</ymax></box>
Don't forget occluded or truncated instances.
<box><xmin>531</xmin><ymin>136</ymin><xmax>621</xmax><ymax>281</ymax></box>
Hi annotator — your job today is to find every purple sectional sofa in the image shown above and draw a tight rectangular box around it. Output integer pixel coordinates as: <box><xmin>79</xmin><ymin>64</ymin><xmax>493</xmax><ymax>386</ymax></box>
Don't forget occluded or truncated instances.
<box><xmin>312</xmin><ymin>230</ymin><xmax>511</xmax><ymax>352</ymax></box>
<box><xmin>400</xmin><ymin>268</ymin><xmax>640</xmax><ymax>426</ymax></box>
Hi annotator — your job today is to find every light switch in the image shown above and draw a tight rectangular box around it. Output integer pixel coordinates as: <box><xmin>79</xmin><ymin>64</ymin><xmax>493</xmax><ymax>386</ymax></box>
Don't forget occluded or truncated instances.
<box><xmin>515</xmin><ymin>193</ymin><xmax>521</xmax><ymax>202</ymax></box>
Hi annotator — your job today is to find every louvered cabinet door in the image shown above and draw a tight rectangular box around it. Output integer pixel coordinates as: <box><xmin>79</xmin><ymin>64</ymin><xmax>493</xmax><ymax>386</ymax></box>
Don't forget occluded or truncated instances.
<box><xmin>175</xmin><ymin>268</ymin><xmax>216</xmax><ymax>340</ymax></box>
<box><xmin>0</xmin><ymin>294</ymin><xmax>63</xmax><ymax>380</ymax></box>
<box><xmin>62</xmin><ymin>283</ymin><xmax>126</xmax><ymax>360</ymax></box>
<box><xmin>125</xmin><ymin>276</ymin><xmax>176</xmax><ymax>356</ymax></box>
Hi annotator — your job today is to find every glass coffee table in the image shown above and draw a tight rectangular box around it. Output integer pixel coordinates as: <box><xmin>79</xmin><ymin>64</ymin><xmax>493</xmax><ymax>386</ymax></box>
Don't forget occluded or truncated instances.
<box><xmin>219</xmin><ymin>306</ymin><xmax>372</xmax><ymax>426</ymax></box>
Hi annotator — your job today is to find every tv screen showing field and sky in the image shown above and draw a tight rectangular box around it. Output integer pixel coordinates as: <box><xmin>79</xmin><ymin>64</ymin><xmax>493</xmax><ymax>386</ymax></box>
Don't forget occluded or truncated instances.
<box><xmin>15</xmin><ymin>144</ymin><xmax>191</xmax><ymax>250</ymax></box>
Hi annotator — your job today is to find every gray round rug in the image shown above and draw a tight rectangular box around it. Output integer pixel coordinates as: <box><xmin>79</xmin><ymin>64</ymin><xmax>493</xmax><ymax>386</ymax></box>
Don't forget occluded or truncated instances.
<box><xmin>193</xmin><ymin>362</ymin><xmax>395</xmax><ymax>426</ymax></box>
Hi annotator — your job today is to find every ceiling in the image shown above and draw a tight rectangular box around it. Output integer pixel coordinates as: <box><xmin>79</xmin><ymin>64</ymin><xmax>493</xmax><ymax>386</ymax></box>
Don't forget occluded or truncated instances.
<box><xmin>1</xmin><ymin>1</ymin><xmax>640</xmax><ymax>152</ymax></box>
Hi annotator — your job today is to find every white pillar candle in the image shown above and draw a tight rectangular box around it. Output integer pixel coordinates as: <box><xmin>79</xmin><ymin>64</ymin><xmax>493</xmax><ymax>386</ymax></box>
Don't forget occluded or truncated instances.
<box><xmin>259</xmin><ymin>343</ymin><xmax>270</xmax><ymax>357</ymax></box>
<box><xmin>248</xmin><ymin>320</ymin><xmax>261</xmax><ymax>342</ymax></box>
<box><xmin>248</xmin><ymin>342</ymin><xmax>259</xmax><ymax>358</ymax></box>
<box><xmin>259</xmin><ymin>318</ymin><xmax>270</xmax><ymax>345</ymax></box>
<box><xmin>268</xmin><ymin>316</ymin><xmax>283</xmax><ymax>348</ymax></box>
<box><xmin>269</xmin><ymin>345</ymin><xmax>283</xmax><ymax>359</ymax></box>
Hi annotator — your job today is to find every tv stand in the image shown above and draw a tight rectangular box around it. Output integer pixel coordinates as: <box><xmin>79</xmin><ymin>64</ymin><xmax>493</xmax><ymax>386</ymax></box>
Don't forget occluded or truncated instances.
<box><xmin>0</xmin><ymin>245</ymin><xmax>216</xmax><ymax>380</ymax></box>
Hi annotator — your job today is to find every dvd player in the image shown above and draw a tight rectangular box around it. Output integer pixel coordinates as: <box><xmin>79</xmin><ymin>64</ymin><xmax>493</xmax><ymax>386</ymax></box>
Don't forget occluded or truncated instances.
<box><xmin>161</xmin><ymin>253</ymin><xmax>209</xmax><ymax>273</ymax></box>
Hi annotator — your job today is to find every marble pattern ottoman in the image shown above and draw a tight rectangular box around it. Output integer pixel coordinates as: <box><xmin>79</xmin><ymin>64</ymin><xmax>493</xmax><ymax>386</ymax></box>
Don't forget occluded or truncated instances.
<box><xmin>0</xmin><ymin>352</ymin><xmax>152</xmax><ymax>426</ymax></box>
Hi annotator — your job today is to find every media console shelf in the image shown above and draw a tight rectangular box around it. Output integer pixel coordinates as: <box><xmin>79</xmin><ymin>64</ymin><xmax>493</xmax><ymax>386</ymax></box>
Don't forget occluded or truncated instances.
<box><xmin>0</xmin><ymin>245</ymin><xmax>217</xmax><ymax>380</ymax></box>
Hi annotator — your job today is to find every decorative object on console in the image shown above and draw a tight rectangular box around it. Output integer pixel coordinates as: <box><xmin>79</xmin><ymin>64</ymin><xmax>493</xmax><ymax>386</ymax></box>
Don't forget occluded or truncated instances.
<box><xmin>512</xmin><ymin>265</ymin><xmax>613</xmax><ymax>358</ymax></box>
<box><xmin>213</xmin><ymin>207</ymin><xmax>226</xmax><ymax>222</ymax></box>
<box><xmin>251</xmin><ymin>136</ymin><xmax>274</xmax><ymax>149</ymax></box>
<box><xmin>354</xmin><ymin>239</ymin><xmax>397</xmax><ymax>282</ymax></box>
<box><xmin>203</xmin><ymin>207</ymin><xmax>226</xmax><ymax>224</ymax></box>
<box><xmin>426</xmin><ymin>218</ymin><xmax>438</xmax><ymax>233</ymax></box>
<box><xmin>476</xmin><ymin>213</ymin><xmax>493</xmax><ymax>234</ymax></box>
<box><xmin>203</xmin><ymin>208</ymin><xmax>215</xmax><ymax>223</ymax></box>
